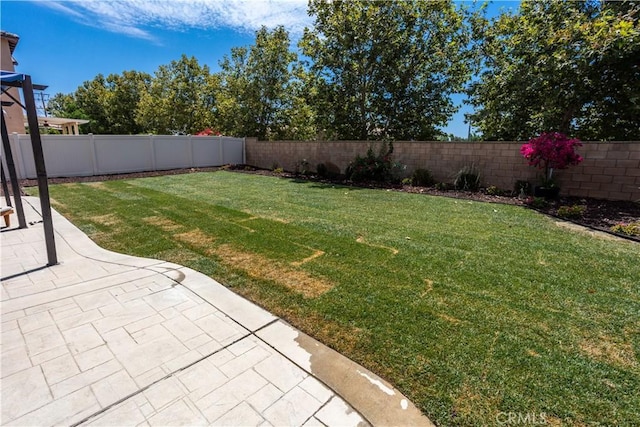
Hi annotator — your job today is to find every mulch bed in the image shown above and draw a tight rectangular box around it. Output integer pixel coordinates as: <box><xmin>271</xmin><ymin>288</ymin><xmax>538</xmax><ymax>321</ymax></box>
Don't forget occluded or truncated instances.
<box><xmin>11</xmin><ymin>165</ymin><xmax>640</xmax><ymax>242</ymax></box>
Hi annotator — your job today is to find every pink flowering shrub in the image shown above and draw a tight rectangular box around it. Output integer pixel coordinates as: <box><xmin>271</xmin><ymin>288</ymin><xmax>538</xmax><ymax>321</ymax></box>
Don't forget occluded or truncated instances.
<box><xmin>520</xmin><ymin>132</ymin><xmax>583</xmax><ymax>185</ymax></box>
<box><xmin>195</xmin><ymin>128</ymin><xmax>222</xmax><ymax>136</ymax></box>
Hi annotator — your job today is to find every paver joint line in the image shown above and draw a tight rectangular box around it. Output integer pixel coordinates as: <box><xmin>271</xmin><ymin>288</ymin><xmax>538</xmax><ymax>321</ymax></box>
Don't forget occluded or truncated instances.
<box><xmin>69</xmin><ymin>326</ymin><xmax>254</xmax><ymax>427</ymax></box>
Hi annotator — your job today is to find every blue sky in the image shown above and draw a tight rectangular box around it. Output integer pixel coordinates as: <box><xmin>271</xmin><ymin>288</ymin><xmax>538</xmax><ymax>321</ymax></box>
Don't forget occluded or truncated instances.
<box><xmin>2</xmin><ymin>0</ymin><xmax>518</xmax><ymax>137</ymax></box>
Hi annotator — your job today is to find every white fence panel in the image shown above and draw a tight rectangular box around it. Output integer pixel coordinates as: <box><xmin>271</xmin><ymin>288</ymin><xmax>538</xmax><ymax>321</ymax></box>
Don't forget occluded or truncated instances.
<box><xmin>4</xmin><ymin>134</ymin><xmax>245</xmax><ymax>179</ymax></box>
<box><xmin>8</xmin><ymin>134</ymin><xmax>35</xmax><ymax>179</ymax></box>
<box><xmin>192</xmin><ymin>136</ymin><xmax>222</xmax><ymax>167</ymax></box>
<box><xmin>42</xmin><ymin>135</ymin><xmax>95</xmax><ymax>177</ymax></box>
<box><xmin>221</xmin><ymin>136</ymin><xmax>244</xmax><ymax>164</ymax></box>
<box><xmin>94</xmin><ymin>135</ymin><xmax>153</xmax><ymax>174</ymax></box>
<box><xmin>153</xmin><ymin>136</ymin><xmax>192</xmax><ymax>170</ymax></box>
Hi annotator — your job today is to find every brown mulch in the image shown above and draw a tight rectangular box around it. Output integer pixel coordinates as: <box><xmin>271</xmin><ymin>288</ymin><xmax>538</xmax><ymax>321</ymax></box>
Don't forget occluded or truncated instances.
<box><xmin>9</xmin><ymin>165</ymin><xmax>640</xmax><ymax>242</ymax></box>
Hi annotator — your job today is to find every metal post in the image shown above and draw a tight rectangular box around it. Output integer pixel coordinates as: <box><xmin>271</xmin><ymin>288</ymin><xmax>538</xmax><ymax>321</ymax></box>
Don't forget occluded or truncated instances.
<box><xmin>1</xmin><ymin>161</ymin><xmax>12</xmax><ymax>206</ymax></box>
<box><xmin>23</xmin><ymin>75</ymin><xmax>57</xmax><ymax>265</ymax></box>
<box><xmin>1</xmin><ymin>112</ymin><xmax>27</xmax><ymax>228</ymax></box>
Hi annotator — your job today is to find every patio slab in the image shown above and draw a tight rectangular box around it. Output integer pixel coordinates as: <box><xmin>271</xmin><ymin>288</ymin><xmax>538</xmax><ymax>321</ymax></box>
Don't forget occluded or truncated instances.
<box><xmin>1</xmin><ymin>196</ymin><xmax>433</xmax><ymax>426</ymax></box>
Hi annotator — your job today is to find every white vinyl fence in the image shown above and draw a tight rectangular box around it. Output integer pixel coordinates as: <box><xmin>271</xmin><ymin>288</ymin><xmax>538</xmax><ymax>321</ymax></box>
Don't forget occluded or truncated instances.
<box><xmin>4</xmin><ymin>134</ymin><xmax>245</xmax><ymax>179</ymax></box>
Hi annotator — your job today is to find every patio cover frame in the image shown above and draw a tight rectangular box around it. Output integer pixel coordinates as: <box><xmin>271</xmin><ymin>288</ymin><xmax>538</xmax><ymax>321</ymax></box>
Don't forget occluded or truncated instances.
<box><xmin>1</xmin><ymin>71</ymin><xmax>57</xmax><ymax>265</ymax></box>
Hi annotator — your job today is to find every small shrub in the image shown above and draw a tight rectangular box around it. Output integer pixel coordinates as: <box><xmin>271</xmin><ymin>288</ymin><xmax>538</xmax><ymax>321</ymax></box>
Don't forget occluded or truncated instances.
<box><xmin>411</xmin><ymin>168</ymin><xmax>435</xmax><ymax>187</ymax></box>
<box><xmin>610</xmin><ymin>221</ymin><xmax>640</xmax><ymax>236</ymax></box>
<box><xmin>556</xmin><ymin>205</ymin><xmax>586</xmax><ymax>219</ymax></box>
<box><xmin>295</xmin><ymin>159</ymin><xmax>311</xmax><ymax>176</ymax></box>
<box><xmin>271</xmin><ymin>163</ymin><xmax>280</xmax><ymax>171</ymax></box>
<box><xmin>273</xmin><ymin>167</ymin><xmax>284</xmax><ymax>174</ymax></box>
<box><xmin>514</xmin><ymin>180</ymin><xmax>531</xmax><ymax>196</ymax></box>
<box><xmin>317</xmin><ymin>163</ymin><xmax>328</xmax><ymax>177</ymax></box>
<box><xmin>526</xmin><ymin>196</ymin><xmax>547</xmax><ymax>209</ymax></box>
<box><xmin>402</xmin><ymin>177</ymin><xmax>413</xmax><ymax>186</ymax></box>
<box><xmin>454</xmin><ymin>165</ymin><xmax>480</xmax><ymax>191</ymax></box>
<box><xmin>346</xmin><ymin>140</ymin><xmax>395</xmax><ymax>182</ymax></box>
<box><xmin>485</xmin><ymin>186</ymin><xmax>505</xmax><ymax>196</ymax></box>
<box><xmin>435</xmin><ymin>182</ymin><xmax>452</xmax><ymax>191</ymax></box>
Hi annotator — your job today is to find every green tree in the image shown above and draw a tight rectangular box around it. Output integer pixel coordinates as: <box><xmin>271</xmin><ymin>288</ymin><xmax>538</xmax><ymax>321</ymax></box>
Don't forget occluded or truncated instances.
<box><xmin>137</xmin><ymin>55</ymin><xmax>218</xmax><ymax>134</ymax></box>
<box><xmin>45</xmin><ymin>92</ymin><xmax>90</xmax><ymax>134</ymax></box>
<box><xmin>46</xmin><ymin>92</ymin><xmax>88</xmax><ymax>121</ymax></box>
<box><xmin>74</xmin><ymin>74</ymin><xmax>110</xmax><ymax>134</ymax></box>
<box><xmin>300</xmin><ymin>0</ymin><xmax>473</xmax><ymax>140</ymax></box>
<box><xmin>468</xmin><ymin>0</ymin><xmax>640</xmax><ymax>141</ymax></box>
<box><xmin>217</xmin><ymin>26</ymin><xmax>314</xmax><ymax>140</ymax></box>
<box><xmin>72</xmin><ymin>71</ymin><xmax>152</xmax><ymax>134</ymax></box>
<box><xmin>104</xmin><ymin>71</ymin><xmax>151</xmax><ymax>134</ymax></box>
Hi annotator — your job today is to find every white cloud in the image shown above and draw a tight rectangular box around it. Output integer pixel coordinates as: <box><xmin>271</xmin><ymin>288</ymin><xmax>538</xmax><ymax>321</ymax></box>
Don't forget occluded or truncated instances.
<box><xmin>40</xmin><ymin>0</ymin><xmax>312</xmax><ymax>40</ymax></box>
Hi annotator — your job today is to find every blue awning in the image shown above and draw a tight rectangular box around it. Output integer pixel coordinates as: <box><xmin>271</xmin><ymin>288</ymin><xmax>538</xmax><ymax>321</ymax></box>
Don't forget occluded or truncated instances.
<box><xmin>0</xmin><ymin>71</ymin><xmax>25</xmax><ymax>83</ymax></box>
<box><xmin>0</xmin><ymin>71</ymin><xmax>47</xmax><ymax>90</ymax></box>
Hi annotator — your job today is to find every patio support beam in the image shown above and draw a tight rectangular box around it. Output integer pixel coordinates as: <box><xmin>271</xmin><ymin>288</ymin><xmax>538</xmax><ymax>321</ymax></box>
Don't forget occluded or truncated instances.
<box><xmin>22</xmin><ymin>75</ymin><xmax>57</xmax><ymax>265</ymax></box>
<box><xmin>1</xmin><ymin>112</ymin><xmax>27</xmax><ymax>228</ymax></box>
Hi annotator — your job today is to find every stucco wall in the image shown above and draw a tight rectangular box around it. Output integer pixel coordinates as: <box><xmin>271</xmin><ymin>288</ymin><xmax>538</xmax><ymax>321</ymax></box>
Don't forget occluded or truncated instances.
<box><xmin>0</xmin><ymin>37</ymin><xmax>26</xmax><ymax>134</ymax></box>
<box><xmin>245</xmin><ymin>138</ymin><xmax>640</xmax><ymax>201</ymax></box>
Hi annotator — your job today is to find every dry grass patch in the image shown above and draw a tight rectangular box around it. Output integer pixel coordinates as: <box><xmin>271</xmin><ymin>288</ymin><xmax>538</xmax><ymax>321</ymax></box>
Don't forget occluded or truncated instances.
<box><xmin>213</xmin><ymin>244</ymin><xmax>333</xmax><ymax>298</ymax></box>
<box><xmin>234</xmin><ymin>216</ymin><xmax>258</xmax><ymax>232</ymax></box>
<box><xmin>580</xmin><ymin>335</ymin><xmax>637</xmax><ymax>368</ymax></box>
<box><xmin>49</xmin><ymin>197</ymin><xmax>67</xmax><ymax>209</ymax></box>
<box><xmin>437</xmin><ymin>313</ymin><xmax>463</xmax><ymax>325</ymax></box>
<box><xmin>142</xmin><ymin>216</ymin><xmax>185</xmax><ymax>232</ymax></box>
<box><xmin>174</xmin><ymin>229</ymin><xmax>217</xmax><ymax>254</ymax></box>
<box><xmin>452</xmin><ymin>383</ymin><xmax>502</xmax><ymax>421</ymax></box>
<box><xmin>453</xmin><ymin>383</ymin><xmax>482</xmax><ymax>418</ymax></box>
<box><xmin>420</xmin><ymin>279</ymin><xmax>434</xmax><ymax>297</ymax></box>
<box><xmin>155</xmin><ymin>248</ymin><xmax>207</xmax><ymax>266</ymax></box>
<box><xmin>237</xmin><ymin>216</ymin><xmax>259</xmax><ymax>223</ymax></box>
<box><xmin>89</xmin><ymin>214</ymin><xmax>121</xmax><ymax>227</ymax></box>
<box><xmin>554</xmin><ymin>221</ymin><xmax>621</xmax><ymax>241</ymax></box>
<box><xmin>84</xmin><ymin>182</ymin><xmax>113</xmax><ymax>192</ymax></box>
<box><xmin>284</xmin><ymin>309</ymin><xmax>367</xmax><ymax>357</ymax></box>
<box><xmin>291</xmin><ymin>249</ymin><xmax>325</xmax><ymax>267</ymax></box>
<box><xmin>356</xmin><ymin>236</ymin><xmax>399</xmax><ymax>255</ymax></box>
<box><xmin>241</xmin><ymin>209</ymin><xmax>290</xmax><ymax>224</ymax></box>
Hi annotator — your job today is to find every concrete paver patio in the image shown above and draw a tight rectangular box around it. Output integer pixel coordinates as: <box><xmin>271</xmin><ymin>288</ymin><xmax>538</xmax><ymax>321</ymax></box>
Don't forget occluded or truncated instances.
<box><xmin>1</xmin><ymin>197</ymin><xmax>432</xmax><ymax>426</ymax></box>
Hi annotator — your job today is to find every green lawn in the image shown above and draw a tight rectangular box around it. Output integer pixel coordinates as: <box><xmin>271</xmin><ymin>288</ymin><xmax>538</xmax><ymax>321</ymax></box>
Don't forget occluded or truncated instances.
<box><xmin>36</xmin><ymin>171</ymin><xmax>639</xmax><ymax>426</ymax></box>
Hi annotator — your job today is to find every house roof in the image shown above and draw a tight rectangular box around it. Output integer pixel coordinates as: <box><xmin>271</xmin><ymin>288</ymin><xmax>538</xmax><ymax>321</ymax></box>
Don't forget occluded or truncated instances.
<box><xmin>1</xmin><ymin>31</ymin><xmax>20</xmax><ymax>66</ymax></box>
<box><xmin>1</xmin><ymin>31</ymin><xmax>20</xmax><ymax>54</ymax></box>
<box><xmin>29</xmin><ymin>116</ymin><xmax>90</xmax><ymax>129</ymax></box>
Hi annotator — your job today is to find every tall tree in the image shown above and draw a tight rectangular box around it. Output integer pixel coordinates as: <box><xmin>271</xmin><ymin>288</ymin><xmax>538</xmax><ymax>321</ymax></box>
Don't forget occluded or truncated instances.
<box><xmin>73</xmin><ymin>71</ymin><xmax>151</xmax><ymax>134</ymax></box>
<box><xmin>44</xmin><ymin>92</ymin><xmax>90</xmax><ymax>134</ymax></box>
<box><xmin>74</xmin><ymin>74</ymin><xmax>110</xmax><ymax>134</ymax></box>
<box><xmin>137</xmin><ymin>55</ymin><xmax>218</xmax><ymax>134</ymax></box>
<box><xmin>468</xmin><ymin>0</ymin><xmax>640</xmax><ymax>141</ymax></box>
<box><xmin>104</xmin><ymin>71</ymin><xmax>151</xmax><ymax>134</ymax></box>
<box><xmin>300</xmin><ymin>0</ymin><xmax>472</xmax><ymax>140</ymax></box>
<box><xmin>217</xmin><ymin>26</ymin><xmax>314</xmax><ymax>140</ymax></box>
<box><xmin>46</xmin><ymin>92</ymin><xmax>88</xmax><ymax>121</ymax></box>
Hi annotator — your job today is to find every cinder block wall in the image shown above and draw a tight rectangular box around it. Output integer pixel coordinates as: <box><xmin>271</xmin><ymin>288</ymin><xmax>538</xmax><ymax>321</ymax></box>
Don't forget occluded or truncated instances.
<box><xmin>245</xmin><ymin>138</ymin><xmax>640</xmax><ymax>201</ymax></box>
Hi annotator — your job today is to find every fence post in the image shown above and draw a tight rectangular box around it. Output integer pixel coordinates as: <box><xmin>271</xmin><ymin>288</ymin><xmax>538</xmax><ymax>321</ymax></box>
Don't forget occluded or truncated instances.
<box><xmin>242</xmin><ymin>137</ymin><xmax>246</xmax><ymax>164</ymax></box>
<box><xmin>218</xmin><ymin>136</ymin><xmax>224</xmax><ymax>165</ymax></box>
<box><xmin>89</xmin><ymin>133</ymin><xmax>98</xmax><ymax>175</ymax></box>
<box><xmin>188</xmin><ymin>135</ymin><xmax>194</xmax><ymax>168</ymax></box>
<box><xmin>149</xmin><ymin>134</ymin><xmax>157</xmax><ymax>171</ymax></box>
